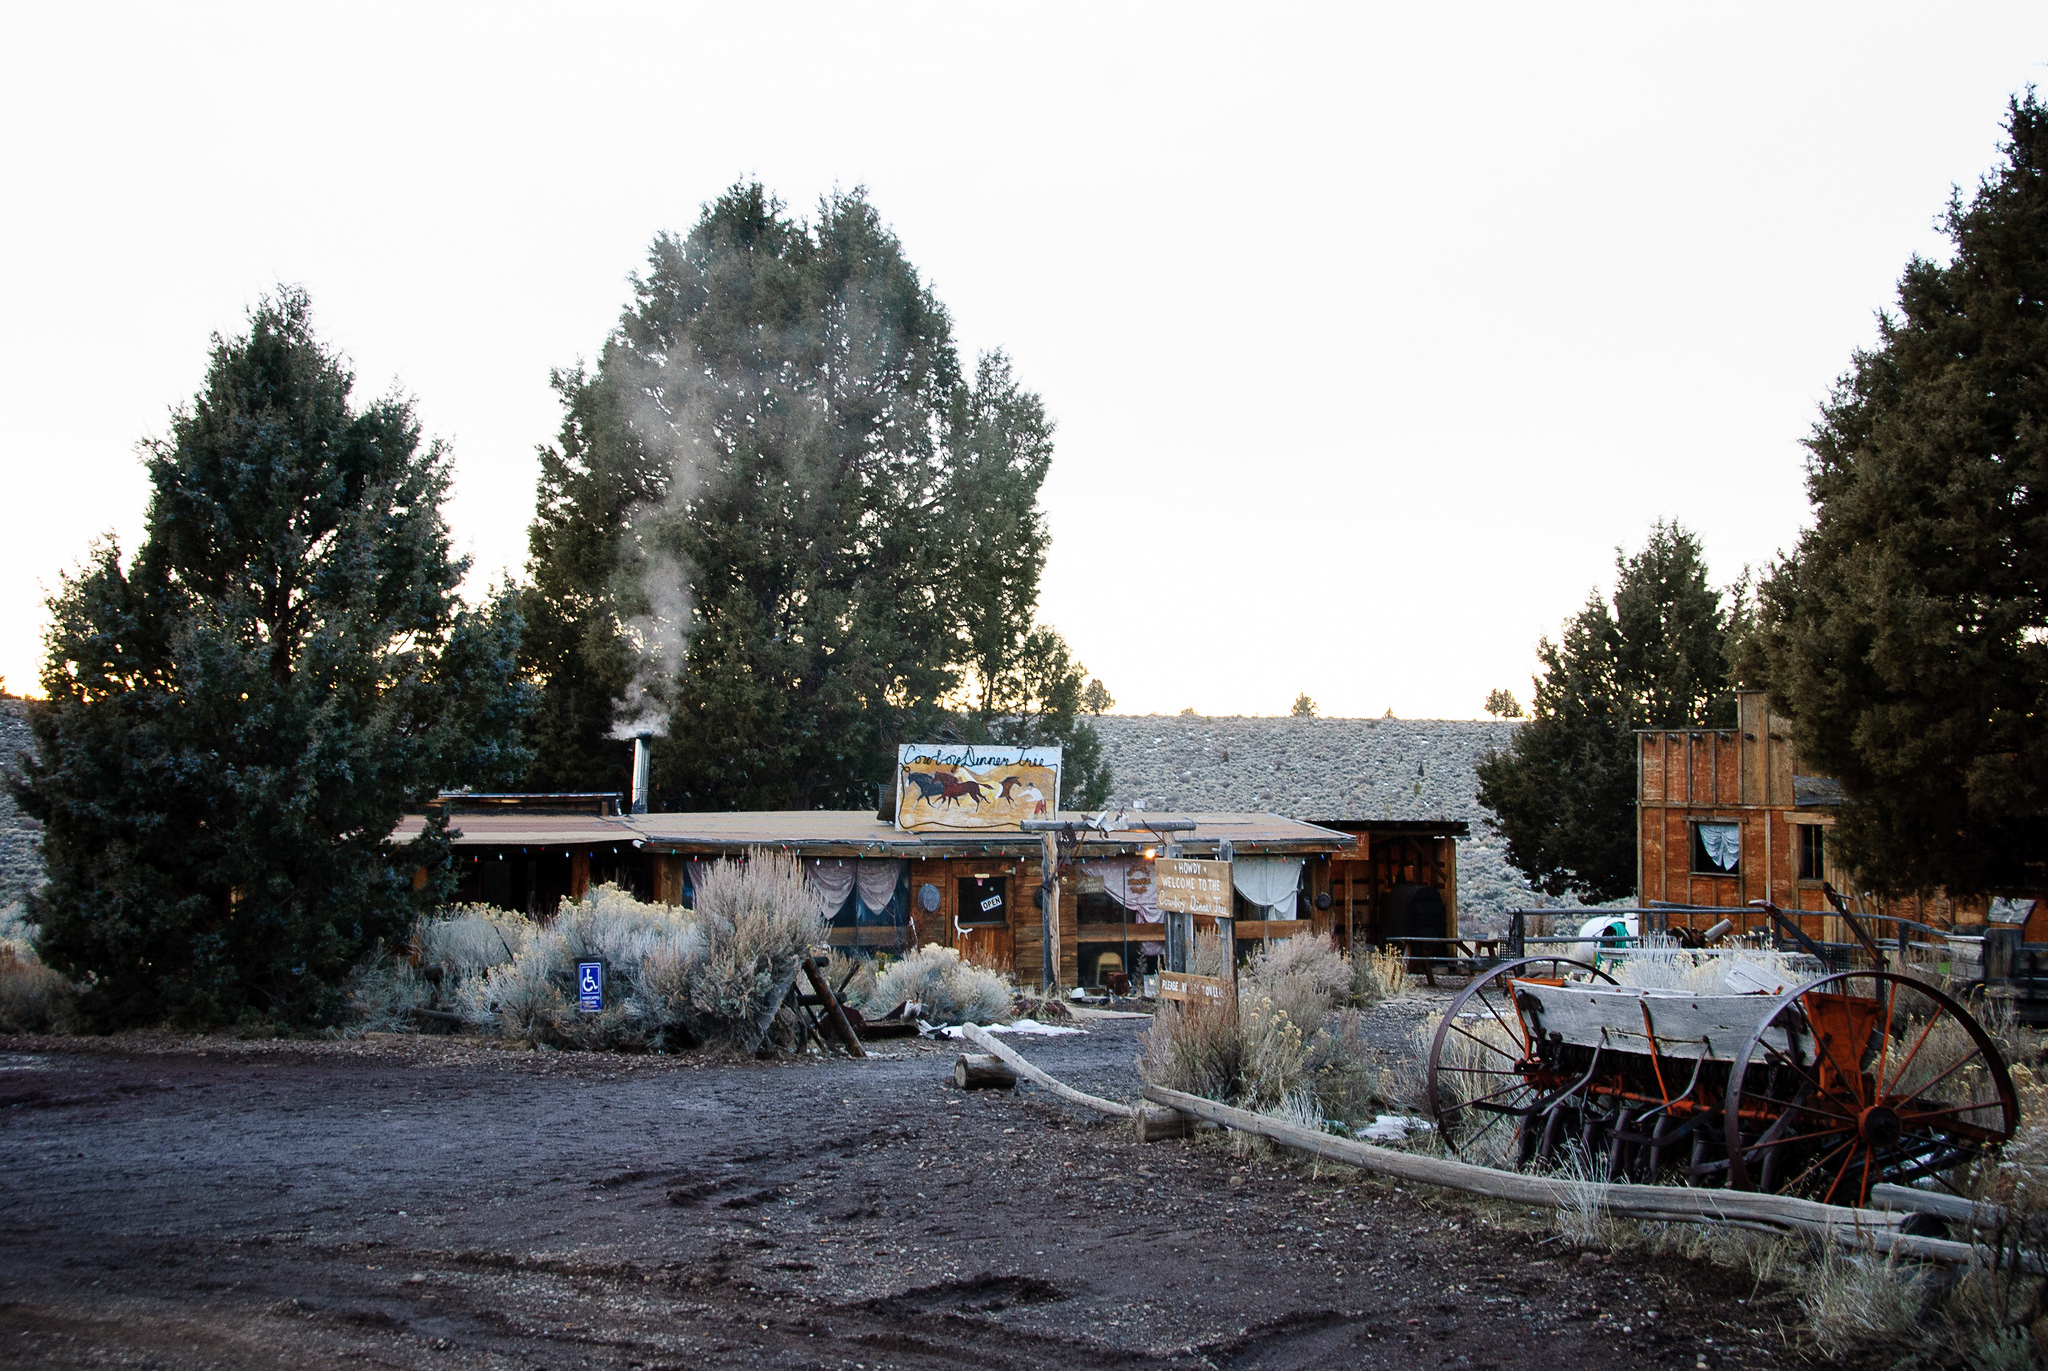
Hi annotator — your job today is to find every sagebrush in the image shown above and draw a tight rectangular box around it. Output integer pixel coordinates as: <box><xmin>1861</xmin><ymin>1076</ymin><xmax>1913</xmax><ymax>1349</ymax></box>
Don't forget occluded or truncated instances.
<box><xmin>348</xmin><ymin>852</ymin><xmax>827</xmax><ymax>1052</ymax></box>
<box><xmin>1139</xmin><ymin>936</ymin><xmax>1399</xmax><ymax>1133</ymax></box>
<box><xmin>864</xmin><ymin>944</ymin><xmax>1013</xmax><ymax>1025</ymax></box>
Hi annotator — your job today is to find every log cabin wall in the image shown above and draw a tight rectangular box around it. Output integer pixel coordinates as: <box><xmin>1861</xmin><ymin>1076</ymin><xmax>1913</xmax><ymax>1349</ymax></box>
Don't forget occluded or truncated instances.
<box><xmin>900</xmin><ymin>855</ymin><xmax>1073</xmax><ymax>985</ymax></box>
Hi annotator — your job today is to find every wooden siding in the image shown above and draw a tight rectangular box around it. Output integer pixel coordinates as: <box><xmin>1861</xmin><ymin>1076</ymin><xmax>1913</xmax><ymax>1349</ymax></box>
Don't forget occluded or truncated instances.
<box><xmin>1637</xmin><ymin>691</ymin><xmax>1990</xmax><ymax>938</ymax></box>
<box><xmin>1323</xmin><ymin>834</ymin><xmax>1460</xmax><ymax>949</ymax></box>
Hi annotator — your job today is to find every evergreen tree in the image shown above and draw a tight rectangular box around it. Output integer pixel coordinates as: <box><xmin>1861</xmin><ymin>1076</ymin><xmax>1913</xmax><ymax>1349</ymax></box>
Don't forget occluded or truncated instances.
<box><xmin>1756</xmin><ymin>93</ymin><xmax>2048</xmax><ymax>897</ymax></box>
<box><xmin>518</xmin><ymin>365</ymin><xmax>663</xmax><ymax>795</ymax></box>
<box><xmin>1478</xmin><ymin>521</ymin><xmax>1733</xmax><ymax>901</ymax></box>
<box><xmin>526</xmin><ymin>185</ymin><xmax>1109</xmax><ymax>810</ymax></box>
<box><xmin>12</xmin><ymin>291</ymin><xmax>529</xmax><ymax>1028</ymax></box>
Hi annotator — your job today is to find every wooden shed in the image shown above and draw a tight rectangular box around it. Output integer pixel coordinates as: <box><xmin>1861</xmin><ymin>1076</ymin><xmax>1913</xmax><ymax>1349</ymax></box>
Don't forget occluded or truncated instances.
<box><xmin>631</xmin><ymin>810</ymin><xmax>1350</xmax><ymax>988</ymax></box>
<box><xmin>1637</xmin><ymin>690</ymin><xmax>1992</xmax><ymax>942</ymax></box>
<box><xmin>1310</xmin><ymin>819</ymin><xmax>1466</xmax><ymax>952</ymax></box>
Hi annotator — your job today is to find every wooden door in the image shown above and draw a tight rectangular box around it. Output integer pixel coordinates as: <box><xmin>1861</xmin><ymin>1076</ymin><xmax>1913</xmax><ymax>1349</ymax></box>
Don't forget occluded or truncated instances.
<box><xmin>956</xmin><ymin>923</ymin><xmax>1013</xmax><ymax>971</ymax></box>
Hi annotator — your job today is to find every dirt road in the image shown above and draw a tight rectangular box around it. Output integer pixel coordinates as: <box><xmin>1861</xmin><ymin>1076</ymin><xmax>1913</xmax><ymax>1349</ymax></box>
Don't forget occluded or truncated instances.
<box><xmin>0</xmin><ymin>1017</ymin><xmax>1816</xmax><ymax>1369</ymax></box>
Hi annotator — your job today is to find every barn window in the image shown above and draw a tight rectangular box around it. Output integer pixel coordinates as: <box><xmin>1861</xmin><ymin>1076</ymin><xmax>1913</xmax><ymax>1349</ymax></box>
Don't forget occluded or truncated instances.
<box><xmin>1690</xmin><ymin>822</ymin><xmax>1741</xmax><ymax>875</ymax></box>
<box><xmin>1798</xmin><ymin>825</ymin><xmax>1825</xmax><ymax>881</ymax></box>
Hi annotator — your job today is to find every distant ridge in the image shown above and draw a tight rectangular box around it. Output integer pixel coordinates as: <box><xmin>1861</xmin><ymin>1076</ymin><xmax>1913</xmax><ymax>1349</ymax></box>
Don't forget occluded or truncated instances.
<box><xmin>1088</xmin><ymin>713</ymin><xmax>1541</xmax><ymax>924</ymax></box>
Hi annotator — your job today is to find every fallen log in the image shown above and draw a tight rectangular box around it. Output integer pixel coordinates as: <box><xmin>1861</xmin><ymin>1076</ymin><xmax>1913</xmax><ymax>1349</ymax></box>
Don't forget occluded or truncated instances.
<box><xmin>960</xmin><ymin>1024</ymin><xmax>1129</xmax><ymax>1116</ymax></box>
<box><xmin>1142</xmin><ymin>1084</ymin><xmax>2025</xmax><ymax>1269</ymax></box>
<box><xmin>953</xmin><ymin>1053</ymin><xmax>1018</xmax><ymax>1090</ymax></box>
<box><xmin>957</xmin><ymin>1025</ymin><xmax>1198</xmax><ymax>1140</ymax></box>
<box><xmin>1870</xmin><ymin>1183</ymin><xmax>2008</xmax><ymax>1231</ymax></box>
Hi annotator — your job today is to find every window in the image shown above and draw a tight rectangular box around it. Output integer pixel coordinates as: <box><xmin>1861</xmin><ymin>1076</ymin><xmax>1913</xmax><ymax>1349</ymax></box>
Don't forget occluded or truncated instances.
<box><xmin>1798</xmin><ymin>824</ymin><xmax>1825</xmax><ymax>882</ymax></box>
<box><xmin>1076</xmin><ymin>891</ymin><xmax>1125</xmax><ymax>925</ymax></box>
<box><xmin>957</xmin><ymin>876</ymin><xmax>1008</xmax><ymax>926</ymax></box>
<box><xmin>1690</xmin><ymin>821</ymin><xmax>1741</xmax><ymax>876</ymax></box>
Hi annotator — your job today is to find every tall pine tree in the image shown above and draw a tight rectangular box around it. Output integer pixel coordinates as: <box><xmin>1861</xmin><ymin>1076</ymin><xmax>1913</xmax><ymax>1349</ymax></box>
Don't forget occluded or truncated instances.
<box><xmin>1756</xmin><ymin>93</ymin><xmax>2048</xmax><ymax>897</ymax></box>
<box><xmin>1478</xmin><ymin>521</ymin><xmax>1734</xmax><ymax>902</ymax></box>
<box><xmin>522</xmin><ymin>185</ymin><xmax>1110</xmax><ymax>810</ymax></box>
<box><xmin>13</xmin><ymin>291</ymin><xmax>530</xmax><ymax>1028</ymax></box>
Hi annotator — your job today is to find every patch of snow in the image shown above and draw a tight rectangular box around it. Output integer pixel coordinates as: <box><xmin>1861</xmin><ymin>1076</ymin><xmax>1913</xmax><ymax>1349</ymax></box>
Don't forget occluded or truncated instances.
<box><xmin>931</xmin><ymin>1019</ymin><xmax>1086</xmax><ymax>1038</ymax></box>
<box><xmin>1360</xmin><ymin>1114</ymin><xmax>1431</xmax><ymax>1142</ymax></box>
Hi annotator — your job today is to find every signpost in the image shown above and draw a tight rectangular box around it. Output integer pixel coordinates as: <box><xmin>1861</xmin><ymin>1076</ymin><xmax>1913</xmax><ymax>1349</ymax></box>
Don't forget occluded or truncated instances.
<box><xmin>1157</xmin><ymin>970</ymin><xmax>1232</xmax><ymax>1005</ymax></box>
<box><xmin>1156</xmin><ymin>858</ymin><xmax>1232</xmax><ymax>919</ymax></box>
<box><xmin>1157</xmin><ymin>856</ymin><xmax>1235</xmax><ymax>989</ymax></box>
<box><xmin>577</xmin><ymin>960</ymin><xmax>605</xmax><ymax>1014</ymax></box>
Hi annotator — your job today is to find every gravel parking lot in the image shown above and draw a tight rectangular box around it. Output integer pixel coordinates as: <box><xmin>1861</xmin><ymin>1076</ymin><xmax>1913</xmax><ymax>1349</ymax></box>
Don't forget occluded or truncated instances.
<box><xmin>0</xmin><ymin>1018</ymin><xmax>1824</xmax><ymax>1370</ymax></box>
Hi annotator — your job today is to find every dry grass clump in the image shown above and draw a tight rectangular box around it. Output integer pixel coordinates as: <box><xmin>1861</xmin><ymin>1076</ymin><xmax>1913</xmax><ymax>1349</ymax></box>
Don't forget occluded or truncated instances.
<box><xmin>684</xmin><ymin>855</ymin><xmax>824</xmax><ymax>1045</ymax></box>
<box><xmin>338</xmin><ymin>951</ymin><xmax>433</xmax><ymax>1033</ymax></box>
<box><xmin>1189</xmin><ymin>930</ymin><xmax>1229</xmax><ymax>978</ymax></box>
<box><xmin>1798</xmin><ymin>1248</ymin><xmax>1936</xmax><ymax>1360</ymax></box>
<box><xmin>1552</xmin><ymin>1149</ymin><xmax>1616</xmax><ymax>1250</ymax></box>
<box><xmin>1139</xmin><ymin>958</ymin><xmax>1390</xmax><ymax>1136</ymax></box>
<box><xmin>1138</xmin><ymin>993</ymin><xmax>1241</xmax><ymax>1101</ymax></box>
<box><xmin>1609</xmin><ymin>947</ymin><xmax>1816</xmax><ymax>993</ymax></box>
<box><xmin>1350</xmin><ymin>944</ymin><xmax>1409</xmax><ymax>1006</ymax></box>
<box><xmin>823</xmin><ymin>950</ymin><xmax>880</xmax><ymax>1010</ymax></box>
<box><xmin>1241</xmin><ymin>934</ymin><xmax>1349</xmax><ymax>1030</ymax></box>
<box><xmin>868</xmin><ymin>944</ymin><xmax>1013</xmax><ymax>1025</ymax></box>
<box><xmin>0</xmin><ymin>904</ymin><xmax>76</xmax><ymax>1033</ymax></box>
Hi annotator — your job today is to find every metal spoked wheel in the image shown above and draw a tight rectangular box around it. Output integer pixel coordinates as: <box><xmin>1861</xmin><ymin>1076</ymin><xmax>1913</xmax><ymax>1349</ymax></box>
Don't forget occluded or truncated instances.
<box><xmin>1426</xmin><ymin>956</ymin><xmax>1615</xmax><ymax>1167</ymax></box>
<box><xmin>1724</xmin><ymin>970</ymin><xmax>2018</xmax><ymax>1206</ymax></box>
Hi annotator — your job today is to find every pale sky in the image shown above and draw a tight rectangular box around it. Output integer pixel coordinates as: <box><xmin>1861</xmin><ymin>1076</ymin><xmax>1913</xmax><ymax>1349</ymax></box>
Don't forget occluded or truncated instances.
<box><xmin>3</xmin><ymin>5</ymin><xmax>2044</xmax><ymax>718</ymax></box>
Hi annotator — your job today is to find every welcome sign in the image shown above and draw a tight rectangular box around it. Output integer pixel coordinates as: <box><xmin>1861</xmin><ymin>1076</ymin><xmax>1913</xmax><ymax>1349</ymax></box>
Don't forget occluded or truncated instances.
<box><xmin>896</xmin><ymin>744</ymin><xmax>1062</xmax><ymax>832</ymax></box>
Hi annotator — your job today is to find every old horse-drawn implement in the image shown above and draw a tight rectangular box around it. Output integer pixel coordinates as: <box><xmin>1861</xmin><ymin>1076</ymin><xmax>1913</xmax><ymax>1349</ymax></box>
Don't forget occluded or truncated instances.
<box><xmin>1425</xmin><ymin>905</ymin><xmax>2019</xmax><ymax>1206</ymax></box>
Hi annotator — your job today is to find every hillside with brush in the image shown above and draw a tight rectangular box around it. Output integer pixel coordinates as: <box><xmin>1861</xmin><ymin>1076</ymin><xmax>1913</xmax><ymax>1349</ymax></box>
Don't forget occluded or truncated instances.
<box><xmin>1090</xmin><ymin>714</ymin><xmax>1545</xmax><ymax>927</ymax></box>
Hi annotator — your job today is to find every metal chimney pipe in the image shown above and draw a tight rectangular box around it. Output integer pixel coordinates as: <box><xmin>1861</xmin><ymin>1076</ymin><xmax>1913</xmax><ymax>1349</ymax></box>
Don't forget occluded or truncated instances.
<box><xmin>631</xmin><ymin>735</ymin><xmax>651</xmax><ymax>815</ymax></box>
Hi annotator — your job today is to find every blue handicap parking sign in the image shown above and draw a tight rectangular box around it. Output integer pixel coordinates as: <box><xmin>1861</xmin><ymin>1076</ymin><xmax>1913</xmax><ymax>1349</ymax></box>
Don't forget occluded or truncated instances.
<box><xmin>577</xmin><ymin>960</ymin><xmax>604</xmax><ymax>1014</ymax></box>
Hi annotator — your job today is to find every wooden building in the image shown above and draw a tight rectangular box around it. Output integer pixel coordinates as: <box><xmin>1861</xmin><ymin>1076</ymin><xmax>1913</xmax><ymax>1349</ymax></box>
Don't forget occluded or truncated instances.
<box><xmin>1312</xmin><ymin>819</ymin><xmax>1467</xmax><ymax>952</ymax></box>
<box><xmin>395</xmin><ymin>799</ymin><xmax>1351</xmax><ymax>989</ymax></box>
<box><xmin>1637</xmin><ymin>690</ymin><xmax>1994</xmax><ymax>942</ymax></box>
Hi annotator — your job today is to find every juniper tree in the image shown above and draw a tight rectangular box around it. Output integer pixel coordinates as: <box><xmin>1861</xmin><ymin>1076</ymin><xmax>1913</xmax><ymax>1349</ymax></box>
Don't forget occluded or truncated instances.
<box><xmin>1478</xmin><ymin>521</ymin><xmax>1735</xmax><ymax>902</ymax></box>
<box><xmin>518</xmin><ymin>365</ymin><xmax>664</xmax><ymax>795</ymax></box>
<box><xmin>12</xmin><ymin>291</ymin><xmax>529</xmax><ymax>1028</ymax></box>
<box><xmin>527</xmin><ymin>184</ymin><xmax>1109</xmax><ymax>810</ymax></box>
<box><xmin>1755</xmin><ymin>93</ymin><xmax>2048</xmax><ymax>896</ymax></box>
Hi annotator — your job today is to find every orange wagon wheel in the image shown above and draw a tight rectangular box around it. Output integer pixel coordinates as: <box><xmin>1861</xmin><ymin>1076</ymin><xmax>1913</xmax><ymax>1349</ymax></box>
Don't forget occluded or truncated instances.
<box><xmin>1426</xmin><ymin>956</ymin><xmax>1615</xmax><ymax>1165</ymax></box>
<box><xmin>1723</xmin><ymin>970</ymin><xmax>2018</xmax><ymax>1206</ymax></box>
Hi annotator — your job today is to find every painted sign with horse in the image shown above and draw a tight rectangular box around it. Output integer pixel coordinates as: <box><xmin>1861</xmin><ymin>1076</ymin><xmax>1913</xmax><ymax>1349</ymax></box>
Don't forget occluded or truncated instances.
<box><xmin>896</xmin><ymin>744</ymin><xmax>1062</xmax><ymax>832</ymax></box>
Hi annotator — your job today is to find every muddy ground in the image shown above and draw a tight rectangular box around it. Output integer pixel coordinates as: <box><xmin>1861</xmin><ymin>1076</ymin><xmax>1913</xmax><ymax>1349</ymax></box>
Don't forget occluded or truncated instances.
<box><xmin>0</xmin><ymin>998</ymin><xmax>1839</xmax><ymax>1370</ymax></box>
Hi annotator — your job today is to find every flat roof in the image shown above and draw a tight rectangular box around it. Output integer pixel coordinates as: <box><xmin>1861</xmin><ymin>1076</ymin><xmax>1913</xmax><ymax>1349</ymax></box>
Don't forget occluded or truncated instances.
<box><xmin>1310</xmin><ymin>818</ymin><xmax>1470</xmax><ymax>837</ymax></box>
<box><xmin>391</xmin><ymin>812</ymin><xmax>642</xmax><ymax>847</ymax></box>
<box><xmin>393</xmin><ymin>809</ymin><xmax>1352</xmax><ymax>857</ymax></box>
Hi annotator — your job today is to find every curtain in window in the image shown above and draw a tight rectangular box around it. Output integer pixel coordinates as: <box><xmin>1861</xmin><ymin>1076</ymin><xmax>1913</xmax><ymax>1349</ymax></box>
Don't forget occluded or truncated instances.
<box><xmin>1233</xmin><ymin>856</ymin><xmax>1303</xmax><ymax>919</ymax></box>
<box><xmin>680</xmin><ymin>859</ymin><xmax>719</xmax><ymax>909</ymax></box>
<box><xmin>855</xmin><ymin>860</ymin><xmax>908</xmax><ymax>926</ymax></box>
<box><xmin>805</xmin><ymin>858</ymin><xmax>856</xmax><ymax>908</ymax></box>
<box><xmin>1079</xmin><ymin>857</ymin><xmax>1164</xmax><ymax>952</ymax></box>
<box><xmin>1698</xmin><ymin>823</ymin><xmax>1741</xmax><ymax>871</ymax></box>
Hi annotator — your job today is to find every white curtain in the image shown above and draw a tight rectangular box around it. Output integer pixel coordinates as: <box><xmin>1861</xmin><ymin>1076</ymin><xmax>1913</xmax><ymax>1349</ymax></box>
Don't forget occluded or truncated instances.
<box><xmin>1080</xmin><ymin>857</ymin><xmax>1163</xmax><ymax>951</ymax></box>
<box><xmin>806</xmin><ymin>858</ymin><xmax>856</xmax><ymax>911</ymax></box>
<box><xmin>1233</xmin><ymin>856</ymin><xmax>1303</xmax><ymax>919</ymax></box>
<box><xmin>856</xmin><ymin>859</ymin><xmax>907</xmax><ymax>916</ymax></box>
<box><xmin>1699</xmin><ymin>823</ymin><xmax>1741</xmax><ymax>871</ymax></box>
